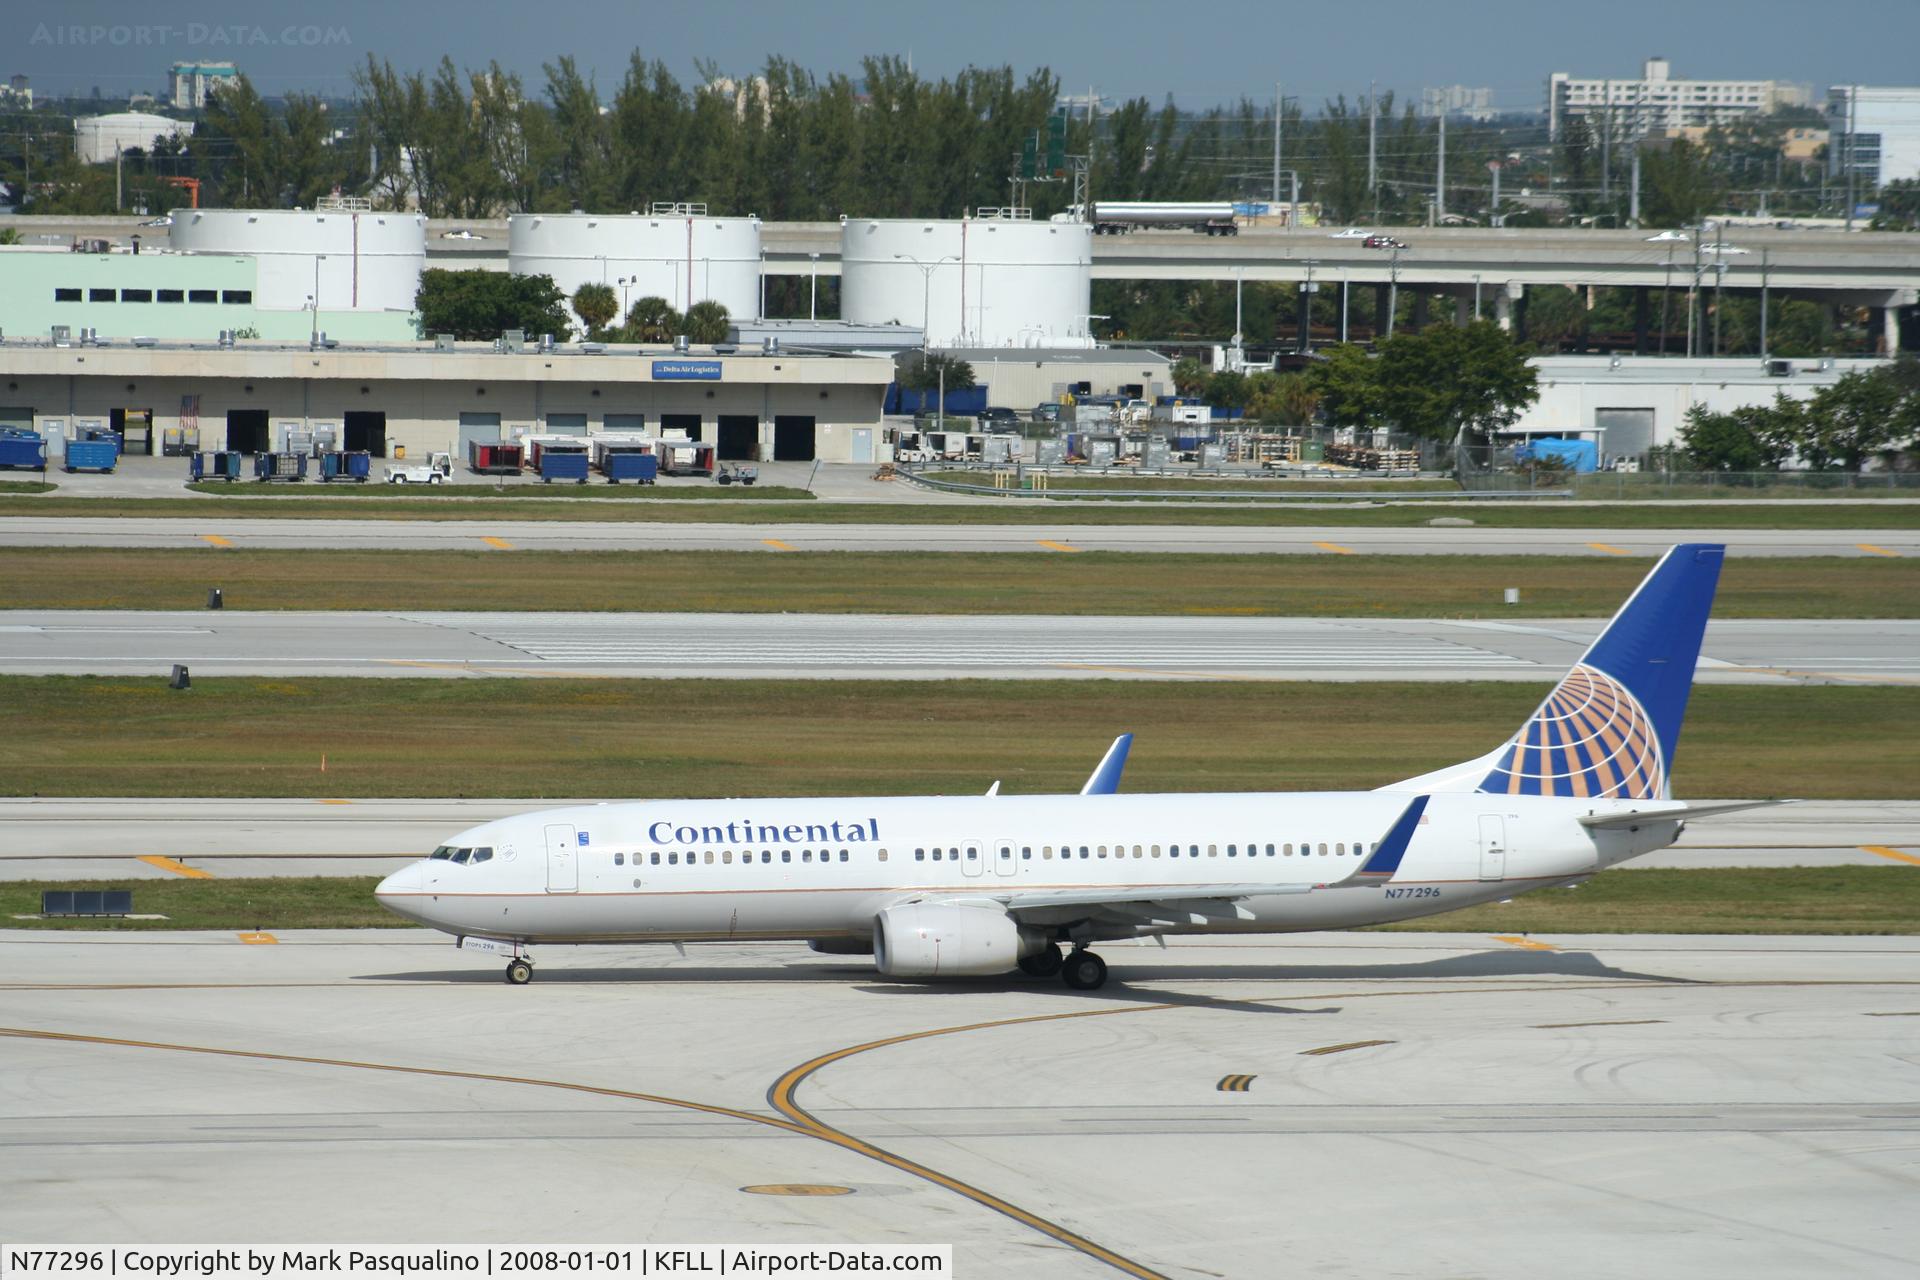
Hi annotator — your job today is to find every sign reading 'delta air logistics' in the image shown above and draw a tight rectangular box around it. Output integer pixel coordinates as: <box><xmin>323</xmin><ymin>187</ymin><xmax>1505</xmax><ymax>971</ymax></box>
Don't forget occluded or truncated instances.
<box><xmin>651</xmin><ymin>360</ymin><xmax>723</xmax><ymax>381</ymax></box>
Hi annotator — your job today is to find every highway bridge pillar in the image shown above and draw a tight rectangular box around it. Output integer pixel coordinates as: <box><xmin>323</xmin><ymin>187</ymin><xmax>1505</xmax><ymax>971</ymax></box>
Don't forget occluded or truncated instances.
<box><xmin>1412</xmin><ymin>292</ymin><xmax>1429</xmax><ymax>331</ymax></box>
<box><xmin>1885</xmin><ymin>302</ymin><xmax>1906</xmax><ymax>355</ymax></box>
<box><xmin>1454</xmin><ymin>295</ymin><xmax>1470</xmax><ymax>326</ymax></box>
<box><xmin>1510</xmin><ymin>286</ymin><xmax>1529</xmax><ymax>343</ymax></box>
<box><xmin>1494</xmin><ymin>288</ymin><xmax>1512</xmax><ymax>332</ymax></box>
<box><xmin>1634</xmin><ymin>287</ymin><xmax>1651</xmax><ymax>354</ymax></box>
<box><xmin>1375</xmin><ymin>283</ymin><xmax>1391</xmax><ymax>336</ymax></box>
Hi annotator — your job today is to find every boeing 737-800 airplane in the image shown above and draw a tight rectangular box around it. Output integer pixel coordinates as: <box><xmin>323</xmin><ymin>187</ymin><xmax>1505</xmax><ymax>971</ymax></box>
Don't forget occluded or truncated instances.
<box><xmin>378</xmin><ymin>544</ymin><xmax>1768</xmax><ymax>990</ymax></box>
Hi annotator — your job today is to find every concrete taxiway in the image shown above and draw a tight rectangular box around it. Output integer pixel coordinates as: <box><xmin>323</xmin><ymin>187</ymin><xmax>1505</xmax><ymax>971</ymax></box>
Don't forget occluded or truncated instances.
<box><xmin>4</xmin><ymin>610</ymin><xmax>1917</xmax><ymax>683</ymax></box>
<box><xmin>2</xmin><ymin>798</ymin><xmax>1912</xmax><ymax>881</ymax></box>
<box><xmin>0</xmin><ymin>515</ymin><xmax>1913</xmax><ymax>555</ymax></box>
<box><xmin>3</xmin><ymin>929</ymin><xmax>1916</xmax><ymax>1278</ymax></box>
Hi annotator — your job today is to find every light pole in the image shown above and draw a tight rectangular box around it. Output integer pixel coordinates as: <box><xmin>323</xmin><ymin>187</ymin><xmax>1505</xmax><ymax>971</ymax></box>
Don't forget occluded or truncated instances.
<box><xmin>894</xmin><ymin>252</ymin><xmax>958</xmax><ymax>349</ymax></box>
<box><xmin>1760</xmin><ymin>247</ymin><xmax>1771</xmax><ymax>360</ymax></box>
<box><xmin>617</xmin><ymin>276</ymin><xmax>635</xmax><ymax>327</ymax></box>
<box><xmin>808</xmin><ymin>252</ymin><xmax>820</xmax><ymax>321</ymax></box>
<box><xmin>1473</xmin><ymin>273</ymin><xmax>1482</xmax><ymax>321</ymax></box>
<box><xmin>1386</xmin><ymin>245</ymin><xmax>1402</xmax><ymax>339</ymax></box>
<box><xmin>310</xmin><ymin>254</ymin><xmax>326</xmax><ymax>343</ymax></box>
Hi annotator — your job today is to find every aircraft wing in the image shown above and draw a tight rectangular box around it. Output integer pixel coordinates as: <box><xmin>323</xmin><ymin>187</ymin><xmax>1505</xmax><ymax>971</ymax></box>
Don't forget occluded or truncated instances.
<box><xmin>1576</xmin><ymin>799</ymin><xmax>1794</xmax><ymax>829</ymax></box>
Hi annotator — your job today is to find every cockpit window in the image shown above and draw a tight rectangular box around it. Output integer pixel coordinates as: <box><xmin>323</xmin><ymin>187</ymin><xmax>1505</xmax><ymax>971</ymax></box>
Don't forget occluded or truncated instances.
<box><xmin>452</xmin><ymin>849</ymin><xmax>472</xmax><ymax>864</ymax></box>
<box><xmin>471</xmin><ymin>848</ymin><xmax>492</xmax><ymax>864</ymax></box>
<box><xmin>430</xmin><ymin>846</ymin><xmax>454</xmax><ymax>860</ymax></box>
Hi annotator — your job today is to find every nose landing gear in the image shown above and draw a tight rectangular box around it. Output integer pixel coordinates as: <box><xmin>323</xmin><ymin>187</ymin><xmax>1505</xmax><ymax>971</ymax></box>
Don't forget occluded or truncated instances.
<box><xmin>505</xmin><ymin>958</ymin><xmax>534</xmax><ymax>985</ymax></box>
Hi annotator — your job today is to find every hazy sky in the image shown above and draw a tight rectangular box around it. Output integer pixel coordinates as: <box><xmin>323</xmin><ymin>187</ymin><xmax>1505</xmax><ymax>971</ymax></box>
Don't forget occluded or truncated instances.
<box><xmin>16</xmin><ymin>0</ymin><xmax>1920</xmax><ymax>109</ymax></box>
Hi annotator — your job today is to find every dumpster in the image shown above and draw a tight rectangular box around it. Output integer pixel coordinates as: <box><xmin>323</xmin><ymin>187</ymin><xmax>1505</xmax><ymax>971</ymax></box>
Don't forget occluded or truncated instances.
<box><xmin>190</xmin><ymin>451</ymin><xmax>244</xmax><ymax>482</ymax></box>
<box><xmin>0</xmin><ymin>432</ymin><xmax>46</xmax><ymax>471</ymax></box>
<box><xmin>64</xmin><ymin>438</ymin><xmax>118</xmax><ymax>473</ymax></box>
<box><xmin>254</xmin><ymin>451</ymin><xmax>309</xmax><ymax>482</ymax></box>
<box><xmin>318</xmin><ymin>451</ymin><xmax>371</xmax><ymax>483</ymax></box>
<box><xmin>603</xmin><ymin>451</ymin><xmax>658</xmax><ymax>485</ymax></box>
<box><xmin>469</xmin><ymin>440</ymin><xmax>524</xmax><ymax>474</ymax></box>
<box><xmin>538</xmin><ymin>448</ymin><xmax>591</xmax><ymax>484</ymax></box>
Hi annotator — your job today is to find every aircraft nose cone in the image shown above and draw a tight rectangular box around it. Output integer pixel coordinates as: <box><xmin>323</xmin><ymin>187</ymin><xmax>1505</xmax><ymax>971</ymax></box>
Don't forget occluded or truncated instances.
<box><xmin>376</xmin><ymin>862</ymin><xmax>423</xmax><ymax>896</ymax></box>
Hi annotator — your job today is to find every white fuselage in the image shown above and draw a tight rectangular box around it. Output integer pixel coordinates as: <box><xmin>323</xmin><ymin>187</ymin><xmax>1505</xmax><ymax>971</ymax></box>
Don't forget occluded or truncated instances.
<box><xmin>374</xmin><ymin>791</ymin><xmax>1680</xmax><ymax>945</ymax></box>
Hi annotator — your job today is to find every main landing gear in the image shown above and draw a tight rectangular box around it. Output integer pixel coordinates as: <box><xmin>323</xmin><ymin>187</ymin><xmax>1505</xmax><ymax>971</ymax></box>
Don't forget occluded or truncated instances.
<box><xmin>505</xmin><ymin>958</ymin><xmax>534</xmax><ymax>985</ymax></box>
<box><xmin>1020</xmin><ymin>945</ymin><xmax>1108</xmax><ymax>990</ymax></box>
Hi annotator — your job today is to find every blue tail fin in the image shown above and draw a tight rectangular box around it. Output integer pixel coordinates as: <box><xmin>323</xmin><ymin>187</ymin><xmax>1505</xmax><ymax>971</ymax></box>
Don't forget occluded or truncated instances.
<box><xmin>1478</xmin><ymin>544</ymin><xmax>1725</xmax><ymax>801</ymax></box>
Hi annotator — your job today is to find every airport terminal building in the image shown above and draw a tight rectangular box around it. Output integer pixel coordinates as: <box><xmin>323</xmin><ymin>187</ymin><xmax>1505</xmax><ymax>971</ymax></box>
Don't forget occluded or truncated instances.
<box><xmin>0</xmin><ymin>337</ymin><xmax>895</xmax><ymax>462</ymax></box>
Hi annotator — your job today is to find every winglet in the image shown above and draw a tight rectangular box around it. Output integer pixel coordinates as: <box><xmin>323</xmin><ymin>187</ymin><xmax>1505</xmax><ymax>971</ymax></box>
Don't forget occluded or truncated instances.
<box><xmin>1349</xmin><ymin>796</ymin><xmax>1430</xmax><ymax>883</ymax></box>
<box><xmin>1080</xmin><ymin>733</ymin><xmax>1134</xmax><ymax>796</ymax></box>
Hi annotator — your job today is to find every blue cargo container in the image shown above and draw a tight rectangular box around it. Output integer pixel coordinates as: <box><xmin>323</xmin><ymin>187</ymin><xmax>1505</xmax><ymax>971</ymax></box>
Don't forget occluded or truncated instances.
<box><xmin>64</xmin><ymin>439</ymin><xmax>118</xmax><ymax>473</ymax></box>
<box><xmin>190</xmin><ymin>451</ymin><xmax>244</xmax><ymax>482</ymax></box>
<box><xmin>539</xmin><ymin>449</ymin><xmax>591</xmax><ymax>483</ymax></box>
<box><xmin>0</xmin><ymin>433</ymin><xmax>46</xmax><ymax>471</ymax></box>
<box><xmin>602</xmin><ymin>451</ymin><xmax>658</xmax><ymax>484</ymax></box>
<box><xmin>318</xmin><ymin>451</ymin><xmax>372</xmax><ymax>483</ymax></box>
<box><xmin>254</xmin><ymin>451</ymin><xmax>309</xmax><ymax>481</ymax></box>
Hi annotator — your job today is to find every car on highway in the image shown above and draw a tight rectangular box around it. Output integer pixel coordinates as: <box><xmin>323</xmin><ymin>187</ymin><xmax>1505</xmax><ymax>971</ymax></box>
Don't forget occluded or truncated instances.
<box><xmin>1328</xmin><ymin>228</ymin><xmax>1371</xmax><ymax>238</ymax></box>
<box><xmin>1363</xmin><ymin>235</ymin><xmax>1408</xmax><ymax>250</ymax></box>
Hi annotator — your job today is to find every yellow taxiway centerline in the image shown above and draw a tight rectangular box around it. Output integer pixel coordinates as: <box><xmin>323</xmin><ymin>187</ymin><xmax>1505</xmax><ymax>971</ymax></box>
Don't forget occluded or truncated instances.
<box><xmin>136</xmin><ymin>855</ymin><xmax>213</xmax><ymax>879</ymax></box>
<box><xmin>1037</xmin><ymin>539</ymin><xmax>1081</xmax><ymax>553</ymax></box>
<box><xmin>1862</xmin><ymin>844</ymin><xmax>1920</xmax><ymax>867</ymax></box>
<box><xmin>481</xmin><ymin>537</ymin><xmax>513</xmax><ymax>550</ymax></box>
<box><xmin>1857</xmin><ymin>543</ymin><xmax>1901</xmax><ymax>558</ymax></box>
<box><xmin>1491</xmin><ymin>934</ymin><xmax>1559</xmax><ymax>951</ymax></box>
<box><xmin>1587</xmin><ymin>542</ymin><xmax>1633</xmax><ymax>556</ymax></box>
<box><xmin>1312</xmin><ymin>540</ymin><xmax>1355</xmax><ymax>555</ymax></box>
<box><xmin>761</xmin><ymin>539</ymin><xmax>797</xmax><ymax>551</ymax></box>
<box><xmin>200</xmin><ymin>535</ymin><xmax>234</xmax><ymax>549</ymax></box>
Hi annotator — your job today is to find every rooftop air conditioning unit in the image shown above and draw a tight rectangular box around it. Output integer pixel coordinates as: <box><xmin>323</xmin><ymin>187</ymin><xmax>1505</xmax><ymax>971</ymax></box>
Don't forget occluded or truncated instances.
<box><xmin>1766</xmin><ymin>358</ymin><xmax>1792</xmax><ymax>377</ymax></box>
<box><xmin>132</xmin><ymin>335</ymin><xmax>157</xmax><ymax>347</ymax></box>
<box><xmin>673</xmin><ymin>334</ymin><xmax>691</xmax><ymax>353</ymax></box>
<box><xmin>500</xmin><ymin>329</ymin><xmax>525</xmax><ymax>353</ymax></box>
<box><xmin>762</xmin><ymin>337</ymin><xmax>780</xmax><ymax>354</ymax></box>
<box><xmin>217</xmin><ymin>329</ymin><xmax>235</xmax><ymax>348</ymax></box>
<box><xmin>579</xmin><ymin>342</ymin><xmax>606</xmax><ymax>355</ymax></box>
<box><xmin>538</xmin><ymin>333</ymin><xmax>555</xmax><ymax>352</ymax></box>
<box><xmin>434</xmin><ymin>333</ymin><xmax>457</xmax><ymax>351</ymax></box>
<box><xmin>52</xmin><ymin>325</ymin><xmax>72</xmax><ymax>347</ymax></box>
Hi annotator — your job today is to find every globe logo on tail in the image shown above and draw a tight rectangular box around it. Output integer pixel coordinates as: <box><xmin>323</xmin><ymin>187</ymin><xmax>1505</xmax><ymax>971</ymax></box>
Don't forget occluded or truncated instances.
<box><xmin>1478</xmin><ymin>664</ymin><xmax>1664</xmax><ymax>799</ymax></box>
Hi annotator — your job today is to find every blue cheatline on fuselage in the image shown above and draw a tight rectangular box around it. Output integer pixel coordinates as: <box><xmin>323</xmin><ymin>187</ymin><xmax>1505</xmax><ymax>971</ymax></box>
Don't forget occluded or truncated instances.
<box><xmin>1479</xmin><ymin>543</ymin><xmax>1725</xmax><ymax>800</ymax></box>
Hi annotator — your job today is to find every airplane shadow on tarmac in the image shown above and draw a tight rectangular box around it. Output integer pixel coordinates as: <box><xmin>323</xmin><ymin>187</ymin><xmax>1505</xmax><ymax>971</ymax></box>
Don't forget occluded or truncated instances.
<box><xmin>355</xmin><ymin>946</ymin><xmax>1687</xmax><ymax>992</ymax></box>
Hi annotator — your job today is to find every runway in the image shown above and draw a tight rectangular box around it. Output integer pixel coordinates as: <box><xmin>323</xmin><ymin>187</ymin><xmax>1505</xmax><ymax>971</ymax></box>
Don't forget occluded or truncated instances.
<box><xmin>3</xmin><ymin>928</ymin><xmax>1916</xmax><ymax>1277</ymax></box>
<box><xmin>2</xmin><ymin>798</ymin><xmax>1913</xmax><ymax>879</ymax></box>
<box><xmin>4</xmin><ymin>610</ymin><xmax>1917</xmax><ymax>683</ymax></box>
<box><xmin>0</xmin><ymin>515</ymin><xmax>1913</xmax><ymax>555</ymax></box>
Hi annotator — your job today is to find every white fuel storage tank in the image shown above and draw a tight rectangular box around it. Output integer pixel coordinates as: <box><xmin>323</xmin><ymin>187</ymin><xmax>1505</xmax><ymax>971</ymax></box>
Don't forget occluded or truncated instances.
<box><xmin>840</xmin><ymin>214</ymin><xmax>1094</xmax><ymax>349</ymax></box>
<box><xmin>508</xmin><ymin>211</ymin><xmax>763</xmax><ymax>322</ymax></box>
<box><xmin>167</xmin><ymin>207</ymin><xmax>427</xmax><ymax>314</ymax></box>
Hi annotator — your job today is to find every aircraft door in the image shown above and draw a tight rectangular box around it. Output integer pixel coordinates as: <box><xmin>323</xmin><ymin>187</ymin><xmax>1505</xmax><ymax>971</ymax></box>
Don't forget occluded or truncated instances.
<box><xmin>544</xmin><ymin>823</ymin><xmax>579</xmax><ymax>893</ymax></box>
<box><xmin>1477</xmin><ymin>815</ymin><xmax>1507</xmax><ymax>881</ymax></box>
<box><xmin>992</xmin><ymin>838</ymin><xmax>1019</xmax><ymax>877</ymax></box>
<box><xmin>961</xmin><ymin>840</ymin><xmax>984</xmax><ymax>878</ymax></box>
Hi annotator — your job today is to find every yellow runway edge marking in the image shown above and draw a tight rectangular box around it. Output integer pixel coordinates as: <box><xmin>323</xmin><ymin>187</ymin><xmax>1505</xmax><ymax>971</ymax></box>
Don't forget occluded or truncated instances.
<box><xmin>236</xmin><ymin>932</ymin><xmax>278</xmax><ymax>945</ymax></box>
<box><xmin>1037</xmin><ymin>539</ymin><xmax>1081</xmax><ymax>553</ymax></box>
<box><xmin>481</xmin><ymin>537</ymin><xmax>514</xmax><ymax>550</ymax></box>
<box><xmin>1299</xmin><ymin>1039</ymin><xmax>1395</xmax><ymax>1057</ymax></box>
<box><xmin>1587</xmin><ymin>542</ymin><xmax>1633</xmax><ymax>556</ymax></box>
<box><xmin>1856</xmin><ymin>543</ymin><xmax>1900</xmax><ymax>558</ymax></box>
<box><xmin>136</xmin><ymin>855</ymin><xmax>213</xmax><ymax>880</ymax></box>
<box><xmin>199</xmin><ymin>535</ymin><xmax>234</xmax><ymax>548</ymax></box>
<box><xmin>316</xmin><ymin>799</ymin><xmax>353</xmax><ymax>806</ymax></box>
<box><xmin>761</xmin><ymin>539</ymin><xmax>797</xmax><ymax>551</ymax></box>
<box><xmin>1863</xmin><ymin>844</ymin><xmax>1920</xmax><ymax>867</ymax></box>
<box><xmin>1491</xmin><ymin>934</ymin><xmax>1560</xmax><ymax>951</ymax></box>
<box><xmin>1312</xmin><ymin>540</ymin><xmax>1356</xmax><ymax>555</ymax></box>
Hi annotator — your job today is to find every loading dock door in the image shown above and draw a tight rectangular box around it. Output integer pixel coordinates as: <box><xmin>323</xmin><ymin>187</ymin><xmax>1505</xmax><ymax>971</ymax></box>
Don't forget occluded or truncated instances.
<box><xmin>544</xmin><ymin>824</ymin><xmax>579</xmax><ymax>893</ymax></box>
<box><xmin>344</xmin><ymin>411</ymin><xmax>387</xmax><ymax>456</ymax></box>
<box><xmin>717</xmin><ymin>416</ymin><xmax>758</xmax><ymax>460</ymax></box>
<box><xmin>225</xmin><ymin>409</ymin><xmax>269</xmax><ymax>454</ymax></box>
<box><xmin>772</xmin><ymin>416</ymin><xmax>816</xmax><ymax>462</ymax></box>
<box><xmin>660</xmin><ymin>414</ymin><xmax>702</xmax><ymax>442</ymax></box>
<box><xmin>111</xmin><ymin>408</ymin><xmax>153</xmax><ymax>456</ymax></box>
<box><xmin>458</xmin><ymin>412</ymin><xmax>502</xmax><ymax>458</ymax></box>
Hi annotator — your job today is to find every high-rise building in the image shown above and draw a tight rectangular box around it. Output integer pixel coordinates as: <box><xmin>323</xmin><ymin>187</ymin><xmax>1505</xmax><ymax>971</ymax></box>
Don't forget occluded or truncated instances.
<box><xmin>1549</xmin><ymin>58</ymin><xmax>1809</xmax><ymax>140</ymax></box>
<box><xmin>1828</xmin><ymin>85</ymin><xmax>1920</xmax><ymax>192</ymax></box>
<box><xmin>168</xmin><ymin>61</ymin><xmax>238</xmax><ymax>109</ymax></box>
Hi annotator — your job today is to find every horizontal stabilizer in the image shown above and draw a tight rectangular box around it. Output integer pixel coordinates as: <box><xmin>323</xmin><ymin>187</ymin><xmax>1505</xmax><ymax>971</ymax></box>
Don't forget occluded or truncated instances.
<box><xmin>1081</xmin><ymin>734</ymin><xmax>1134</xmax><ymax>796</ymax></box>
<box><xmin>1577</xmin><ymin>799</ymin><xmax>1794</xmax><ymax>830</ymax></box>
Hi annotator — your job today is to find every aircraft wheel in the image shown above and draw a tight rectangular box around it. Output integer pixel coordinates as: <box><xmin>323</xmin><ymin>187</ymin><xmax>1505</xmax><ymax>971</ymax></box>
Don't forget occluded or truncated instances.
<box><xmin>1061</xmin><ymin>949</ymin><xmax>1107</xmax><ymax>991</ymax></box>
<box><xmin>1018</xmin><ymin>946</ymin><xmax>1064</xmax><ymax>978</ymax></box>
<box><xmin>505</xmin><ymin>959</ymin><xmax>533</xmax><ymax>985</ymax></box>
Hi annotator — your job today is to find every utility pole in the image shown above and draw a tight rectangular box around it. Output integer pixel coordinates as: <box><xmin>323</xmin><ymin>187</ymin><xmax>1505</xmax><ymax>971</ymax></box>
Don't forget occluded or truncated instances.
<box><xmin>1844</xmin><ymin>85</ymin><xmax>1858</xmax><ymax>231</ymax></box>
<box><xmin>1628</xmin><ymin>142</ymin><xmax>1641</xmax><ymax>228</ymax></box>
<box><xmin>1368</xmin><ymin>80</ymin><xmax>1378</xmax><ymax>222</ymax></box>
<box><xmin>1435</xmin><ymin>111</ymin><xmax>1446</xmax><ymax>222</ymax></box>
<box><xmin>1272</xmin><ymin>82</ymin><xmax>1281</xmax><ymax>205</ymax></box>
<box><xmin>1600</xmin><ymin>79</ymin><xmax>1611</xmax><ymax>207</ymax></box>
<box><xmin>1387</xmin><ymin>245</ymin><xmax>1401</xmax><ymax>338</ymax></box>
<box><xmin>1760</xmin><ymin>247</ymin><xmax>1771</xmax><ymax>359</ymax></box>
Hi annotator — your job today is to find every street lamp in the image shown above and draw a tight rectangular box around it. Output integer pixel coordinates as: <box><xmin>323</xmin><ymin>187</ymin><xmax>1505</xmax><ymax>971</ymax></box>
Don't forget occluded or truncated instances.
<box><xmin>808</xmin><ymin>252</ymin><xmax>820</xmax><ymax>321</ymax></box>
<box><xmin>617</xmin><ymin>276</ymin><xmax>636</xmax><ymax>326</ymax></box>
<box><xmin>1473</xmin><ymin>273</ymin><xmax>1482</xmax><ymax>321</ymax></box>
<box><xmin>893</xmin><ymin>252</ymin><xmax>958</xmax><ymax>348</ymax></box>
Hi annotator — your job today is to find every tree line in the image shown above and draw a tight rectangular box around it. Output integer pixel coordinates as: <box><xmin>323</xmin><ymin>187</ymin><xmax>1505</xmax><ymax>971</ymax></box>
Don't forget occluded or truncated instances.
<box><xmin>1677</xmin><ymin>357</ymin><xmax>1920</xmax><ymax>471</ymax></box>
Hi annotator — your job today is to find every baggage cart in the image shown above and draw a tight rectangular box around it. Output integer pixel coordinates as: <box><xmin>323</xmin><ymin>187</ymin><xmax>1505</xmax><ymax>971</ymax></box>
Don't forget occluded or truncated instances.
<box><xmin>537</xmin><ymin>448</ymin><xmax>591</xmax><ymax>484</ymax></box>
<box><xmin>318</xmin><ymin>451</ymin><xmax>372</xmax><ymax>483</ymax></box>
<box><xmin>253</xmin><ymin>451</ymin><xmax>309</xmax><ymax>482</ymax></box>
<box><xmin>602</xmin><ymin>451</ymin><xmax>658</xmax><ymax>484</ymax></box>
<box><xmin>63</xmin><ymin>439</ymin><xmax>118</xmax><ymax>473</ymax></box>
<box><xmin>0</xmin><ymin>432</ymin><xmax>46</xmax><ymax>472</ymax></box>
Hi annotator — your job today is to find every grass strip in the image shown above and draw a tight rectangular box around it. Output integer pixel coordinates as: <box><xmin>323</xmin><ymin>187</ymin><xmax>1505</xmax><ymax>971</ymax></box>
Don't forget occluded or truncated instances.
<box><xmin>183</xmin><ymin>481</ymin><xmax>816</xmax><ymax>500</ymax></box>
<box><xmin>0</xmin><ymin>481</ymin><xmax>55</xmax><ymax>494</ymax></box>
<box><xmin>1370</xmin><ymin>866</ymin><xmax>1920</xmax><ymax>935</ymax></box>
<box><xmin>925</xmin><ymin>470</ymin><xmax>1920</xmax><ymax>503</ymax></box>
<box><xmin>5</xmin><ymin>867</ymin><xmax>1914</xmax><ymax>934</ymax></box>
<box><xmin>4</xmin><ymin>495</ymin><xmax>1919</xmax><ymax>528</ymax></box>
<box><xmin>4</xmin><ymin>550</ymin><xmax>1916</xmax><ymax>618</ymax></box>
<box><xmin>0</xmin><ymin>677</ymin><xmax>1908</xmax><ymax>799</ymax></box>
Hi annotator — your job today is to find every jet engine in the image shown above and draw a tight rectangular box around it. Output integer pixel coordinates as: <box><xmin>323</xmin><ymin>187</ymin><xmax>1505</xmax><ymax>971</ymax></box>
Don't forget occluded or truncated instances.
<box><xmin>872</xmin><ymin>903</ymin><xmax>1046</xmax><ymax>977</ymax></box>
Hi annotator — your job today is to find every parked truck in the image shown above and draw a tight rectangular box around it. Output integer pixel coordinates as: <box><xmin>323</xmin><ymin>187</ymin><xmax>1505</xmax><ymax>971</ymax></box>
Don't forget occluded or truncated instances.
<box><xmin>1056</xmin><ymin>201</ymin><xmax>1239</xmax><ymax>236</ymax></box>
